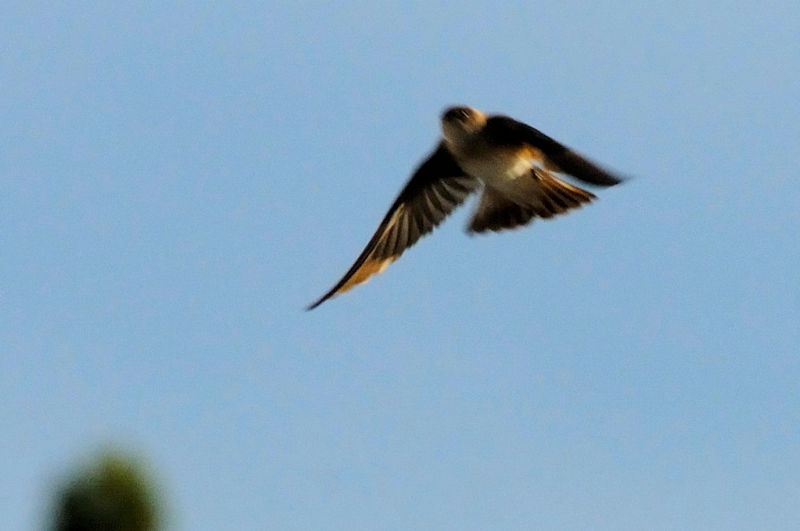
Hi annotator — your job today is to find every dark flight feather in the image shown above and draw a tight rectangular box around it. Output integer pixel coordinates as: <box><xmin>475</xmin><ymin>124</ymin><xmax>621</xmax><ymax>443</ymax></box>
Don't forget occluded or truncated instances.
<box><xmin>307</xmin><ymin>143</ymin><xmax>478</xmax><ymax>309</ymax></box>
<box><xmin>483</xmin><ymin>116</ymin><xmax>626</xmax><ymax>186</ymax></box>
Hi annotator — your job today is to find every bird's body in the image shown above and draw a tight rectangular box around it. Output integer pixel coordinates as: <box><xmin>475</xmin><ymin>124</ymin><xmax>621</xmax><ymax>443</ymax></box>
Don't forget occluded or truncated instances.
<box><xmin>456</xmin><ymin>145</ymin><xmax>542</xmax><ymax>202</ymax></box>
<box><xmin>308</xmin><ymin>106</ymin><xmax>625</xmax><ymax>309</ymax></box>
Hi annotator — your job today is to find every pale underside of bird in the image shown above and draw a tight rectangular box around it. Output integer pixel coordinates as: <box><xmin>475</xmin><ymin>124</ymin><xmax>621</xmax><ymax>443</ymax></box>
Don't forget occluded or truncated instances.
<box><xmin>308</xmin><ymin>106</ymin><xmax>625</xmax><ymax>309</ymax></box>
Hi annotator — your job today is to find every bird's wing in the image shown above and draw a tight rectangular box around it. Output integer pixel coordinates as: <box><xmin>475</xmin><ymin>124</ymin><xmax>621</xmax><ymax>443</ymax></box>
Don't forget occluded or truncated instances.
<box><xmin>308</xmin><ymin>143</ymin><xmax>479</xmax><ymax>309</ymax></box>
<box><xmin>483</xmin><ymin>116</ymin><xmax>626</xmax><ymax>186</ymax></box>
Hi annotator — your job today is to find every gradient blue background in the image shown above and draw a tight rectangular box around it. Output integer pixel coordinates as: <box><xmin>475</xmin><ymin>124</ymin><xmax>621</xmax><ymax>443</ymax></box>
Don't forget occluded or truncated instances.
<box><xmin>3</xmin><ymin>2</ymin><xmax>799</xmax><ymax>529</ymax></box>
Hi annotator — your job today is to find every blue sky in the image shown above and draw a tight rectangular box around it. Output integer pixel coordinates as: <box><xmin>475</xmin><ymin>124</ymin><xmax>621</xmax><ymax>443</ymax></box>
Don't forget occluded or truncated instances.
<box><xmin>3</xmin><ymin>2</ymin><xmax>799</xmax><ymax>529</ymax></box>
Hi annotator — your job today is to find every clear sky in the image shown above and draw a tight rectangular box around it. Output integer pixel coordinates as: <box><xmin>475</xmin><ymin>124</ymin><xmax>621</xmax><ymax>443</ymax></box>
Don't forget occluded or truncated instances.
<box><xmin>3</xmin><ymin>2</ymin><xmax>799</xmax><ymax>530</ymax></box>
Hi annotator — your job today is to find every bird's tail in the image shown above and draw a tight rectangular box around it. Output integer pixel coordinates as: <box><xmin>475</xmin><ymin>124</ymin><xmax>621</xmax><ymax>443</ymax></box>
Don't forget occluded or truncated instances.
<box><xmin>468</xmin><ymin>172</ymin><xmax>595</xmax><ymax>233</ymax></box>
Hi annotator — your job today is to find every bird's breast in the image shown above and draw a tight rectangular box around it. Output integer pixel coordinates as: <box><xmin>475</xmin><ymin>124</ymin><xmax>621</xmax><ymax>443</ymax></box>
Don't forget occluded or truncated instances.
<box><xmin>456</xmin><ymin>146</ymin><xmax>536</xmax><ymax>189</ymax></box>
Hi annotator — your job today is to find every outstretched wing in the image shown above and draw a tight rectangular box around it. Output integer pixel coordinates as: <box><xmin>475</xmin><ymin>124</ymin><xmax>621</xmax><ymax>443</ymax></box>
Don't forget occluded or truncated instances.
<box><xmin>483</xmin><ymin>116</ymin><xmax>626</xmax><ymax>186</ymax></box>
<box><xmin>307</xmin><ymin>143</ymin><xmax>479</xmax><ymax>309</ymax></box>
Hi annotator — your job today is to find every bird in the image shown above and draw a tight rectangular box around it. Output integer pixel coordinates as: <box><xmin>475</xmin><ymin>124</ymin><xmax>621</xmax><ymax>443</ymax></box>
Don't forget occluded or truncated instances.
<box><xmin>308</xmin><ymin>105</ymin><xmax>625</xmax><ymax>309</ymax></box>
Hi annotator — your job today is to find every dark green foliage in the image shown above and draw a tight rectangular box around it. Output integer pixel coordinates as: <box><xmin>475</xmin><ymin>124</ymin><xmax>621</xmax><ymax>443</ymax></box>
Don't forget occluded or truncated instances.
<box><xmin>52</xmin><ymin>453</ymin><xmax>160</xmax><ymax>531</ymax></box>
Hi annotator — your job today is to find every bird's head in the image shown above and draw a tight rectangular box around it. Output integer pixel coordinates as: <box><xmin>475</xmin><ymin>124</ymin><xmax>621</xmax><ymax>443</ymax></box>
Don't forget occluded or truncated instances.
<box><xmin>441</xmin><ymin>106</ymin><xmax>486</xmax><ymax>143</ymax></box>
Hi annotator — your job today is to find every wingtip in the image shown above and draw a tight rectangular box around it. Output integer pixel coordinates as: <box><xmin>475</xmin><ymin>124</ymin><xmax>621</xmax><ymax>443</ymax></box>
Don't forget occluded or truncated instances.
<box><xmin>306</xmin><ymin>286</ymin><xmax>340</xmax><ymax>310</ymax></box>
<box><xmin>602</xmin><ymin>175</ymin><xmax>626</xmax><ymax>187</ymax></box>
<box><xmin>603</xmin><ymin>173</ymin><xmax>632</xmax><ymax>187</ymax></box>
<box><xmin>305</xmin><ymin>296</ymin><xmax>327</xmax><ymax>311</ymax></box>
<box><xmin>583</xmin><ymin>167</ymin><xmax>627</xmax><ymax>187</ymax></box>
<box><xmin>554</xmin><ymin>149</ymin><xmax>628</xmax><ymax>187</ymax></box>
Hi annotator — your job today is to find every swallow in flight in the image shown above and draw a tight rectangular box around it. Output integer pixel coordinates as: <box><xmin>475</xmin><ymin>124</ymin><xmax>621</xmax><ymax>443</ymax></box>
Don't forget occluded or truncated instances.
<box><xmin>308</xmin><ymin>106</ymin><xmax>625</xmax><ymax>309</ymax></box>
